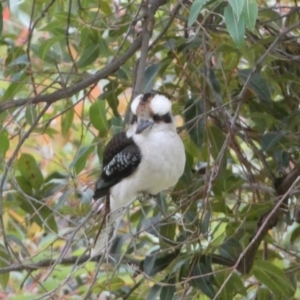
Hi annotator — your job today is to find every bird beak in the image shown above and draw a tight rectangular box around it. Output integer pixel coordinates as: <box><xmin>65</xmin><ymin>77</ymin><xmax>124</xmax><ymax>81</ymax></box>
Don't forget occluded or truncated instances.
<box><xmin>136</xmin><ymin>119</ymin><xmax>154</xmax><ymax>134</ymax></box>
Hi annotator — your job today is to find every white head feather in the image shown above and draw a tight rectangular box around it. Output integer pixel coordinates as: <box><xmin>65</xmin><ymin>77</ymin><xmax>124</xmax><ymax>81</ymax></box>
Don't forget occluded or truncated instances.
<box><xmin>150</xmin><ymin>94</ymin><xmax>172</xmax><ymax>115</ymax></box>
<box><xmin>131</xmin><ymin>94</ymin><xmax>143</xmax><ymax>115</ymax></box>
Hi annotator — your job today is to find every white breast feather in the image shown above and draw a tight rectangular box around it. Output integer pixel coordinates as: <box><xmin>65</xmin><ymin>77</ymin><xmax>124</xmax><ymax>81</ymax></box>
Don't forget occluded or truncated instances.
<box><xmin>109</xmin><ymin>122</ymin><xmax>185</xmax><ymax>211</ymax></box>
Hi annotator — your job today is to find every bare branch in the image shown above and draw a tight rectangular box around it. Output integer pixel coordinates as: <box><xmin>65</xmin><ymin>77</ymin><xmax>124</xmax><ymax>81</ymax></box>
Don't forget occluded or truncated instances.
<box><xmin>235</xmin><ymin>21</ymin><xmax>300</xmax><ymax>103</ymax></box>
<box><xmin>132</xmin><ymin>0</ymin><xmax>155</xmax><ymax>97</ymax></box>
<box><xmin>0</xmin><ymin>254</ymin><xmax>141</xmax><ymax>274</ymax></box>
<box><xmin>0</xmin><ymin>102</ymin><xmax>52</xmax><ymax>260</ymax></box>
<box><xmin>0</xmin><ymin>0</ymin><xmax>169</xmax><ymax>115</ymax></box>
<box><xmin>0</xmin><ymin>34</ymin><xmax>142</xmax><ymax>114</ymax></box>
<box><xmin>236</xmin><ymin>165</ymin><xmax>300</xmax><ymax>274</ymax></box>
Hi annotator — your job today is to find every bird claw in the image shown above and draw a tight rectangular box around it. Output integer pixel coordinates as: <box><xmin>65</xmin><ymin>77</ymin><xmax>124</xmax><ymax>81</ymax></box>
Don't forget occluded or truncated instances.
<box><xmin>138</xmin><ymin>192</ymin><xmax>157</xmax><ymax>202</ymax></box>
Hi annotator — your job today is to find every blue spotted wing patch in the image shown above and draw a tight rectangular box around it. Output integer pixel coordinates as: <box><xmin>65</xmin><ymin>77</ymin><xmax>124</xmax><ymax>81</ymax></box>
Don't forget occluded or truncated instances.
<box><xmin>104</xmin><ymin>148</ymin><xmax>140</xmax><ymax>177</ymax></box>
<box><xmin>93</xmin><ymin>142</ymin><xmax>141</xmax><ymax>199</ymax></box>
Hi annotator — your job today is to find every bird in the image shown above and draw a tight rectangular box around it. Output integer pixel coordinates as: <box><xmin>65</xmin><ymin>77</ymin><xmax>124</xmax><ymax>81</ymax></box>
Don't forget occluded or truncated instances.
<box><xmin>91</xmin><ymin>93</ymin><xmax>186</xmax><ymax>255</ymax></box>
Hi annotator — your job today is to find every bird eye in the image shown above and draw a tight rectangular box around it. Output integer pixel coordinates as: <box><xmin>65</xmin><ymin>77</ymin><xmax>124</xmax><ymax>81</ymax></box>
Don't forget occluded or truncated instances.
<box><xmin>153</xmin><ymin>114</ymin><xmax>161</xmax><ymax>122</ymax></box>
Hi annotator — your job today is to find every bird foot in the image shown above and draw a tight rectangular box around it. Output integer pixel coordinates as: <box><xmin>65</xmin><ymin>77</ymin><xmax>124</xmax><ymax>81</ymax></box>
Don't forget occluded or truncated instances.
<box><xmin>137</xmin><ymin>192</ymin><xmax>157</xmax><ymax>202</ymax></box>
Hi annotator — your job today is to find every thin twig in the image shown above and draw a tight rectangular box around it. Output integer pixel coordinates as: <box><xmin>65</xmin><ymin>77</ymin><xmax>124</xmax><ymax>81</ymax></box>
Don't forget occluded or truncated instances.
<box><xmin>0</xmin><ymin>253</ymin><xmax>140</xmax><ymax>274</ymax></box>
<box><xmin>235</xmin><ymin>21</ymin><xmax>300</xmax><ymax>103</ymax></box>
<box><xmin>0</xmin><ymin>102</ymin><xmax>51</xmax><ymax>260</ymax></box>
<box><xmin>213</xmin><ymin>174</ymin><xmax>300</xmax><ymax>299</ymax></box>
<box><xmin>132</xmin><ymin>1</ymin><xmax>155</xmax><ymax>97</ymax></box>
<box><xmin>0</xmin><ymin>34</ymin><xmax>143</xmax><ymax>114</ymax></box>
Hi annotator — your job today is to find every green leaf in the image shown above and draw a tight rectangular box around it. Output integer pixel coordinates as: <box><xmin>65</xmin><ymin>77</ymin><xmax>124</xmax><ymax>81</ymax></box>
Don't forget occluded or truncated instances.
<box><xmin>207</xmin><ymin>68</ymin><xmax>222</xmax><ymax>94</ymax></box>
<box><xmin>25</xmin><ymin>104</ymin><xmax>37</xmax><ymax>126</ymax></box>
<box><xmin>160</xmin><ymin>222</ymin><xmax>176</xmax><ymax>248</ymax></box>
<box><xmin>216</xmin><ymin>271</ymin><xmax>247</xmax><ymax>299</ymax></box>
<box><xmin>290</xmin><ymin>226</ymin><xmax>300</xmax><ymax>244</ymax></box>
<box><xmin>147</xmin><ymin>284</ymin><xmax>161</xmax><ymax>300</ymax></box>
<box><xmin>38</xmin><ymin>36</ymin><xmax>64</xmax><ymax>62</ymax></box>
<box><xmin>144</xmin><ymin>64</ymin><xmax>161</xmax><ymax>93</ymax></box>
<box><xmin>228</xmin><ymin>0</ymin><xmax>245</xmax><ymax>20</ymax></box>
<box><xmin>143</xmin><ymin>251</ymin><xmax>179</xmax><ymax>276</ymax></box>
<box><xmin>160</xmin><ymin>276</ymin><xmax>176</xmax><ymax>300</ymax></box>
<box><xmin>256</xmin><ymin>287</ymin><xmax>274</xmax><ymax>300</ymax></box>
<box><xmin>207</xmin><ymin>125</ymin><xmax>226</xmax><ymax>160</ymax></box>
<box><xmin>36</xmin><ymin>178</ymin><xmax>67</xmax><ymax>199</ymax></box>
<box><xmin>7</xmin><ymin>235</ymin><xmax>30</xmax><ymax>256</ymax></box>
<box><xmin>70</xmin><ymin>145</ymin><xmax>95</xmax><ymax>175</ymax></box>
<box><xmin>238</xmin><ymin>69</ymin><xmax>272</xmax><ymax>102</ymax></box>
<box><xmin>80</xmin><ymin>27</ymin><xmax>99</xmax><ymax>45</ymax></box>
<box><xmin>5</xmin><ymin>47</ymin><xmax>27</xmax><ymax>72</ymax></box>
<box><xmin>17</xmin><ymin>154</ymin><xmax>44</xmax><ymax>190</ymax></box>
<box><xmin>98</xmin><ymin>37</ymin><xmax>111</xmax><ymax>57</ymax></box>
<box><xmin>188</xmin><ymin>0</ymin><xmax>208</xmax><ymax>27</ymax></box>
<box><xmin>0</xmin><ymin>4</ymin><xmax>3</xmax><ymax>37</ymax></box>
<box><xmin>99</xmin><ymin>81</ymin><xmax>120</xmax><ymax>117</ymax></box>
<box><xmin>32</xmin><ymin>42</ymin><xmax>62</xmax><ymax>62</ymax></box>
<box><xmin>0</xmin><ymin>129</ymin><xmax>9</xmax><ymax>158</ymax></box>
<box><xmin>94</xmin><ymin>276</ymin><xmax>126</xmax><ymax>293</ymax></box>
<box><xmin>261</xmin><ymin>132</ymin><xmax>284</xmax><ymax>152</ymax></box>
<box><xmin>224</xmin><ymin>5</ymin><xmax>245</xmax><ymax>48</ymax></box>
<box><xmin>285</xmin><ymin>8</ymin><xmax>300</xmax><ymax>27</ymax></box>
<box><xmin>274</xmin><ymin>150</ymin><xmax>289</xmax><ymax>169</ymax></box>
<box><xmin>39</xmin><ymin>20</ymin><xmax>65</xmax><ymax>35</ymax></box>
<box><xmin>184</xmin><ymin>98</ymin><xmax>204</xmax><ymax>148</ymax></box>
<box><xmin>54</xmin><ymin>12</ymin><xmax>79</xmax><ymax>26</ymax></box>
<box><xmin>61</xmin><ymin>106</ymin><xmax>74</xmax><ymax>137</ymax></box>
<box><xmin>190</xmin><ymin>257</ymin><xmax>216</xmax><ymax>298</ymax></box>
<box><xmin>219</xmin><ymin>238</ymin><xmax>243</xmax><ymax>260</ymax></box>
<box><xmin>1</xmin><ymin>73</ymin><xmax>27</xmax><ymax>102</ymax></box>
<box><xmin>240</xmin><ymin>202</ymin><xmax>271</xmax><ymax>222</ymax></box>
<box><xmin>252</xmin><ymin>261</ymin><xmax>296</xmax><ymax>297</ymax></box>
<box><xmin>89</xmin><ymin>100</ymin><xmax>108</xmax><ymax>135</ymax></box>
<box><xmin>77</xmin><ymin>44</ymin><xmax>100</xmax><ymax>68</ymax></box>
<box><xmin>16</xmin><ymin>191</ymin><xmax>58</xmax><ymax>233</ymax></box>
<box><xmin>99</xmin><ymin>2</ymin><xmax>112</xmax><ymax>14</ymax></box>
<box><xmin>201</xmin><ymin>210</ymin><xmax>211</xmax><ymax>237</ymax></box>
<box><xmin>116</xmin><ymin>67</ymin><xmax>128</xmax><ymax>80</ymax></box>
<box><xmin>0</xmin><ymin>245</ymin><xmax>9</xmax><ymax>289</ymax></box>
<box><xmin>55</xmin><ymin>188</ymin><xmax>72</xmax><ymax>209</ymax></box>
<box><xmin>243</xmin><ymin>0</ymin><xmax>258</xmax><ymax>31</ymax></box>
<box><xmin>16</xmin><ymin>176</ymin><xmax>33</xmax><ymax>195</ymax></box>
<box><xmin>41</xmin><ymin>207</ymin><xmax>58</xmax><ymax>233</ymax></box>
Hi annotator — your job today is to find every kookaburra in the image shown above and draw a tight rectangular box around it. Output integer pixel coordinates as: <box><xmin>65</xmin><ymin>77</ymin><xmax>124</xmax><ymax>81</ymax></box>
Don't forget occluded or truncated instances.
<box><xmin>92</xmin><ymin>93</ymin><xmax>185</xmax><ymax>254</ymax></box>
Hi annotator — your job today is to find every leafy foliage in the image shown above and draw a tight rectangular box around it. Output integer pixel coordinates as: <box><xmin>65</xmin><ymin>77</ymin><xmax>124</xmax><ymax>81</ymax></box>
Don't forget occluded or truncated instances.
<box><xmin>1</xmin><ymin>0</ymin><xmax>300</xmax><ymax>299</ymax></box>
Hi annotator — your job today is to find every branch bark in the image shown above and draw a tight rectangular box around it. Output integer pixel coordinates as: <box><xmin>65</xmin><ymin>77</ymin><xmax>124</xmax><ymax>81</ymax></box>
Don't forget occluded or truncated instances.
<box><xmin>0</xmin><ymin>34</ymin><xmax>142</xmax><ymax>114</ymax></box>
<box><xmin>236</xmin><ymin>165</ymin><xmax>300</xmax><ymax>274</ymax></box>
<box><xmin>132</xmin><ymin>0</ymin><xmax>154</xmax><ymax>97</ymax></box>
<box><xmin>0</xmin><ymin>254</ymin><xmax>140</xmax><ymax>274</ymax></box>
<box><xmin>0</xmin><ymin>0</ymin><xmax>168</xmax><ymax>115</ymax></box>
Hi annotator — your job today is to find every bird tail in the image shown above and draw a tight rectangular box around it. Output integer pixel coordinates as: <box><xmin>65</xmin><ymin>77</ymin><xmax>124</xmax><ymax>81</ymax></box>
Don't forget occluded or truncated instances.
<box><xmin>91</xmin><ymin>205</ymin><xmax>126</xmax><ymax>256</ymax></box>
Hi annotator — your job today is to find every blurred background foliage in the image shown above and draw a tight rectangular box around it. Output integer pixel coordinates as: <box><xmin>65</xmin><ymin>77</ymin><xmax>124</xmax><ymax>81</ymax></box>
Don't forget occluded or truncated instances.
<box><xmin>1</xmin><ymin>0</ymin><xmax>300</xmax><ymax>299</ymax></box>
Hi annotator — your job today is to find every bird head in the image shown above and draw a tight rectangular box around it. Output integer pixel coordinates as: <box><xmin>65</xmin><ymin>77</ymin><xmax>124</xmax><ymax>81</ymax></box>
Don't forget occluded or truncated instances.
<box><xmin>130</xmin><ymin>93</ymin><xmax>173</xmax><ymax>134</ymax></box>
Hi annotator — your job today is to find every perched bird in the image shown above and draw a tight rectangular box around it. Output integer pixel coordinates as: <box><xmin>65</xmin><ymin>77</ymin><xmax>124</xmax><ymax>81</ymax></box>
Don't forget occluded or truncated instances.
<box><xmin>92</xmin><ymin>93</ymin><xmax>185</xmax><ymax>255</ymax></box>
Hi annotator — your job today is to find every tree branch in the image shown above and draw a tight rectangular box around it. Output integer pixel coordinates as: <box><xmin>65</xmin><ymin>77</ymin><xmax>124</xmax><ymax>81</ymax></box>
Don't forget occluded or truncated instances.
<box><xmin>132</xmin><ymin>1</ymin><xmax>154</xmax><ymax>97</ymax></box>
<box><xmin>0</xmin><ymin>34</ymin><xmax>143</xmax><ymax>114</ymax></box>
<box><xmin>0</xmin><ymin>0</ymin><xmax>169</xmax><ymax>115</ymax></box>
<box><xmin>0</xmin><ymin>254</ymin><xmax>140</xmax><ymax>274</ymax></box>
<box><xmin>236</xmin><ymin>165</ymin><xmax>300</xmax><ymax>274</ymax></box>
<box><xmin>235</xmin><ymin>21</ymin><xmax>300</xmax><ymax>103</ymax></box>
<box><xmin>125</xmin><ymin>0</ymin><xmax>168</xmax><ymax>124</ymax></box>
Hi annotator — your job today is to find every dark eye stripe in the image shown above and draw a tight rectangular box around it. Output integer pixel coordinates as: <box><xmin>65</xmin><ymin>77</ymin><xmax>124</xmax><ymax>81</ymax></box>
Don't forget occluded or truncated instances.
<box><xmin>153</xmin><ymin>113</ymin><xmax>172</xmax><ymax>123</ymax></box>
